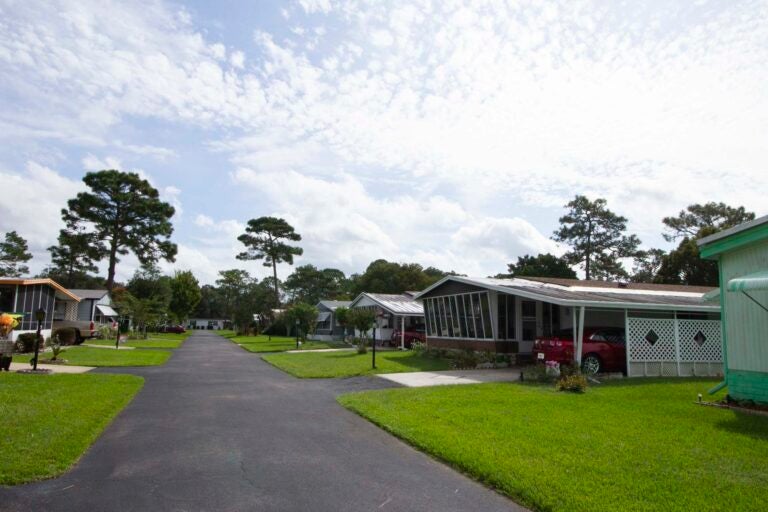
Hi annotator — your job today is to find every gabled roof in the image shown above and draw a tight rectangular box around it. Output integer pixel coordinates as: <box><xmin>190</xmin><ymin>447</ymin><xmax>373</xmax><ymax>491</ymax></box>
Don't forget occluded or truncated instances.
<box><xmin>415</xmin><ymin>276</ymin><xmax>718</xmax><ymax>312</ymax></box>
<box><xmin>69</xmin><ymin>289</ymin><xmax>109</xmax><ymax>300</ymax></box>
<box><xmin>317</xmin><ymin>300</ymin><xmax>351</xmax><ymax>311</ymax></box>
<box><xmin>0</xmin><ymin>278</ymin><xmax>81</xmax><ymax>301</ymax></box>
<box><xmin>349</xmin><ymin>292</ymin><xmax>424</xmax><ymax>316</ymax></box>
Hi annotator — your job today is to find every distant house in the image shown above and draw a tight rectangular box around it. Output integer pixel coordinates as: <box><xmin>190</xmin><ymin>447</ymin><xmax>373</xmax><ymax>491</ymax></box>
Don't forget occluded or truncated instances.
<box><xmin>0</xmin><ymin>277</ymin><xmax>81</xmax><ymax>341</ymax></box>
<box><xmin>66</xmin><ymin>289</ymin><xmax>118</xmax><ymax>326</ymax></box>
<box><xmin>311</xmin><ymin>300</ymin><xmax>351</xmax><ymax>341</ymax></box>
<box><xmin>349</xmin><ymin>292</ymin><xmax>425</xmax><ymax>344</ymax></box>
<box><xmin>415</xmin><ymin>276</ymin><xmax>722</xmax><ymax>375</ymax></box>
<box><xmin>699</xmin><ymin>215</ymin><xmax>768</xmax><ymax>404</ymax></box>
<box><xmin>187</xmin><ymin>318</ymin><xmax>228</xmax><ymax>330</ymax></box>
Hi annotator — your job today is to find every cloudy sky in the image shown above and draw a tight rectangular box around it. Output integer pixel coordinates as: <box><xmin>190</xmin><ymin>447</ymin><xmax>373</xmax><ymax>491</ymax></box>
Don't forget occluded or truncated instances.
<box><xmin>1</xmin><ymin>0</ymin><xmax>766</xmax><ymax>284</ymax></box>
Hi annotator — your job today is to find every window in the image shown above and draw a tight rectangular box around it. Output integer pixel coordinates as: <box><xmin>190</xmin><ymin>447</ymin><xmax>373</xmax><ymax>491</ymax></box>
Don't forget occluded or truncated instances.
<box><xmin>451</xmin><ymin>296</ymin><xmax>462</xmax><ymax>337</ymax></box>
<box><xmin>444</xmin><ymin>297</ymin><xmax>454</xmax><ymax>337</ymax></box>
<box><xmin>464</xmin><ymin>295</ymin><xmax>476</xmax><ymax>338</ymax></box>
<box><xmin>497</xmin><ymin>295</ymin><xmax>507</xmax><ymax>339</ymax></box>
<box><xmin>479</xmin><ymin>293</ymin><xmax>493</xmax><ymax>339</ymax></box>
<box><xmin>456</xmin><ymin>295</ymin><xmax>467</xmax><ymax>338</ymax></box>
<box><xmin>0</xmin><ymin>286</ymin><xmax>15</xmax><ymax>312</ymax></box>
<box><xmin>521</xmin><ymin>300</ymin><xmax>537</xmax><ymax>341</ymax></box>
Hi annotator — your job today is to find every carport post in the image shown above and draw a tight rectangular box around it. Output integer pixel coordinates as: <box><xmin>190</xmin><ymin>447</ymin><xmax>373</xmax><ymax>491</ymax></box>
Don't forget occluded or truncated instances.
<box><xmin>400</xmin><ymin>316</ymin><xmax>405</xmax><ymax>350</ymax></box>
<box><xmin>624</xmin><ymin>309</ymin><xmax>631</xmax><ymax>377</ymax></box>
<box><xmin>576</xmin><ymin>306</ymin><xmax>585</xmax><ymax>365</ymax></box>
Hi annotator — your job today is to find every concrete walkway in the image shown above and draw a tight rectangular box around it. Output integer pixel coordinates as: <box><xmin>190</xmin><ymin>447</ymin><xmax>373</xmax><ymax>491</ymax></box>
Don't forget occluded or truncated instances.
<box><xmin>8</xmin><ymin>362</ymin><xmax>94</xmax><ymax>374</ymax></box>
<box><xmin>0</xmin><ymin>331</ymin><xmax>523</xmax><ymax>512</ymax></box>
<box><xmin>82</xmin><ymin>343</ymin><xmax>135</xmax><ymax>350</ymax></box>
<box><xmin>378</xmin><ymin>368</ymin><xmax>521</xmax><ymax>387</ymax></box>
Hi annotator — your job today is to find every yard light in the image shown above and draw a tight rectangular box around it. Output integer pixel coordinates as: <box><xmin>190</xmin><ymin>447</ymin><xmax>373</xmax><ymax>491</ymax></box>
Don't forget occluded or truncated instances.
<box><xmin>295</xmin><ymin>319</ymin><xmax>301</xmax><ymax>350</ymax></box>
<box><xmin>32</xmin><ymin>308</ymin><xmax>45</xmax><ymax>371</ymax></box>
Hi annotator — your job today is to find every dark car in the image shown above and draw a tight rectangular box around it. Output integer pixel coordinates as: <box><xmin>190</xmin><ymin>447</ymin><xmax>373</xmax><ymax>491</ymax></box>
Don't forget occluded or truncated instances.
<box><xmin>533</xmin><ymin>328</ymin><xmax>626</xmax><ymax>374</ymax></box>
<box><xmin>391</xmin><ymin>326</ymin><xmax>426</xmax><ymax>348</ymax></box>
<box><xmin>160</xmin><ymin>324</ymin><xmax>186</xmax><ymax>334</ymax></box>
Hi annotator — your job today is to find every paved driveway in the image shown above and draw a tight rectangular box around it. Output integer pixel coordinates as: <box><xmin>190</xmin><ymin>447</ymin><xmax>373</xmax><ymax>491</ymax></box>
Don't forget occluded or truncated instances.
<box><xmin>1</xmin><ymin>331</ymin><xmax>523</xmax><ymax>511</ymax></box>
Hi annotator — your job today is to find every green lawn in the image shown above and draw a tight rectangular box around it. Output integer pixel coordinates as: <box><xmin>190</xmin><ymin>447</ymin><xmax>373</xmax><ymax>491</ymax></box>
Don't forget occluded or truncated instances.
<box><xmin>338</xmin><ymin>379</ymin><xmax>768</xmax><ymax>512</ymax></box>
<box><xmin>0</xmin><ymin>373</ymin><xmax>143</xmax><ymax>485</ymax></box>
<box><xmin>231</xmin><ymin>334</ymin><xmax>346</xmax><ymax>353</ymax></box>
<box><xmin>263</xmin><ymin>350</ymin><xmax>452</xmax><ymax>377</ymax></box>
<box><xmin>87</xmin><ymin>338</ymin><xmax>184</xmax><ymax>349</ymax></box>
<box><xmin>14</xmin><ymin>346</ymin><xmax>172</xmax><ymax>367</ymax></box>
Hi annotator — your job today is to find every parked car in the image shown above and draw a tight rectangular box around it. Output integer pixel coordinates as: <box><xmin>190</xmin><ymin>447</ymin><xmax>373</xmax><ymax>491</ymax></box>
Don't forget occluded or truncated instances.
<box><xmin>391</xmin><ymin>326</ymin><xmax>426</xmax><ymax>348</ymax></box>
<box><xmin>533</xmin><ymin>328</ymin><xmax>626</xmax><ymax>374</ymax></box>
<box><xmin>52</xmin><ymin>319</ymin><xmax>96</xmax><ymax>342</ymax></box>
<box><xmin>160</xmin><ymin>324</ymin><xmax>186</xmax><ymax>334</ymax></box>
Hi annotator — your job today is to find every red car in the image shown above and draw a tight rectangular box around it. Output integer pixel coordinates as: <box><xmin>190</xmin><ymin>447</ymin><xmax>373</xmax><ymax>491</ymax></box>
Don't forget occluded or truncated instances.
<box><xmin>391</xmin><ymin>326</ymin><xmax>426</xmax><ymax>347</ymax></box>
<box><xmin>533</xmin><ymin>328</ymin><xmax>626</xmax><ymax>374</ymax></box>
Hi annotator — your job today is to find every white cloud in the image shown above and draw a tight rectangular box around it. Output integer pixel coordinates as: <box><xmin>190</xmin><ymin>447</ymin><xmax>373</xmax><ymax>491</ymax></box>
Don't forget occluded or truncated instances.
<box><xmin>82</xmin><ymin>154</ymin><xmax>122</xmax><ymax>171</ymax></box>
<box><xmin>0</xmin><ymin>162</ymin><xmax>84</xmax><ymax>267</ymax></box>
<box><xmin>229</xmin><ymin>50</ymin><xmax>245</xmax><ymax>69</ymax></box>
<box><xmin>230</xmin><ymin>168</ymin><xmax>555</xmax><ymax>277</ymax></box>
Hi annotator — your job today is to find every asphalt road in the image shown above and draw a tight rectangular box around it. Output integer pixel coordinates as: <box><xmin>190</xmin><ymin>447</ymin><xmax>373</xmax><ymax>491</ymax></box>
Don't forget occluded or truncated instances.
<box><xmin>1</xmin><ymin>331</ymin><xmax>523</xmax><ymax>511</ymax></box>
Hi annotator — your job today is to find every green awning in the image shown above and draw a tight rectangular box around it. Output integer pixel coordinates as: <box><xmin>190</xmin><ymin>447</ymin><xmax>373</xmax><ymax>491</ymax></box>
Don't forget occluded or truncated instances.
<box><xmin>727</xmin><ymin>271</ymin><xmax>768</xmax><ymax>292</ymax></box>
<box><xmin>702</xmin><ymin>288</ymin><xmax>721</xmax><ymax>302</ymax></box>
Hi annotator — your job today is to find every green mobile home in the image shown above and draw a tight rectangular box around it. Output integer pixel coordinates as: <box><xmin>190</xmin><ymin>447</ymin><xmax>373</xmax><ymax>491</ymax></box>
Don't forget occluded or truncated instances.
<box><xmin>699</xmin><ymin>215</ymin><xmax>768</xmax><ymax>404</ymax></box>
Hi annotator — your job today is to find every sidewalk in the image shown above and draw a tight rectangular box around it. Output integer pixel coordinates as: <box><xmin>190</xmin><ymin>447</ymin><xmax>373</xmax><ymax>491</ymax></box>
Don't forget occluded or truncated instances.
<box><xmin>377</xmin><ymin>368</ymin><xmax>521</xmax><ymax>387</ymax></box>
<box><xmin>8</xmin><ymin>362</ymin><xmax>95</xmax><ymax>374</ymax></box>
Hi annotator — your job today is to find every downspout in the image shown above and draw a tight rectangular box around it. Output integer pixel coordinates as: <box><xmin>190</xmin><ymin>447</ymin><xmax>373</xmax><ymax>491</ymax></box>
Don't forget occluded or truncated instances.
<box><xmin>710</xmin><ymin>254</ymin><xmax>728</xmax><ymax>395</ymax></box>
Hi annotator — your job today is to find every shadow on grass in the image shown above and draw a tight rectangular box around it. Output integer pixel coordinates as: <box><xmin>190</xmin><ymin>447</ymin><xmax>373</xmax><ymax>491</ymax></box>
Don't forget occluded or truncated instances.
<box><xmin>715</xmin><ymin>410</ymin><xmax>768</xmax><ymax>441</ymax></box>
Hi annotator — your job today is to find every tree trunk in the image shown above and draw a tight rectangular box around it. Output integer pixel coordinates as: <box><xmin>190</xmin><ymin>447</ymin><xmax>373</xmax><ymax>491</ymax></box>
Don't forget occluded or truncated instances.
<box><xmin>272</xmin><ymin>261</ymin><xmax>279</xmax><ymax>307</ymax></box>
<box><xmin>106</xmin><ymin>241</ymin><xmax>118</xmax><ymax>291</ymax></box>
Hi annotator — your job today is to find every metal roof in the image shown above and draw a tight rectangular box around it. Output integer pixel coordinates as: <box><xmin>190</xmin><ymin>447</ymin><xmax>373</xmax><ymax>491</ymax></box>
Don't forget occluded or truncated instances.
<box><xmin>69</xmin><ymin>289</ymin><xmax>109</xmax><ymax>300</ymax></box>
<box><xmin>415</xmin><ymin>276</ymin><xmax>718</xmax><ymax>312</ymax></box>
<box><xmin>317</xmin><ymin>300</ymin><xmax>351</xmax><ymax>311</ymax></box>
<box><xmin>350</xmin><ymin>293</ymin><xmax>424</xmax><ymax>316</ymax></box>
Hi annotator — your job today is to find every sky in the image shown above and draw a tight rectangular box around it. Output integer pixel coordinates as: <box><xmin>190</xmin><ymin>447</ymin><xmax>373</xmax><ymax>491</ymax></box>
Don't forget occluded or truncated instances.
<box><xmin>0</xmin><ymin>0</ymin><xmax>766</xmax><ymax>285</ymax></box>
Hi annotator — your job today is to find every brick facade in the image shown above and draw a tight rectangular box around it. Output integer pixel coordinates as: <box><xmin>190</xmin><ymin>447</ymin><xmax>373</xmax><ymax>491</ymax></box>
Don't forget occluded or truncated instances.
<box><xmin>426</xmin><ymin>337</ymin><xmax>519</xmax><ymax>353</ymax></box>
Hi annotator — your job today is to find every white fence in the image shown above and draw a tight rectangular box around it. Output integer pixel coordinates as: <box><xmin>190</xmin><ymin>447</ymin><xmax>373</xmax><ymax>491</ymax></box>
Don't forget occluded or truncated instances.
<box><xmin>627</xmin><ymin>317</ymin><xmax>723</xmax><ymax>377</ymax></box>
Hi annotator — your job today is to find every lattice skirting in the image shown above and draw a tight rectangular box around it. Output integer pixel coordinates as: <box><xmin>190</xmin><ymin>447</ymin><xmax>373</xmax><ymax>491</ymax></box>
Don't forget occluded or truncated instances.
<box><xmin>627</xmin><ymin>317</ymin><xmax>723</xmax><ymax>377</ymax></box>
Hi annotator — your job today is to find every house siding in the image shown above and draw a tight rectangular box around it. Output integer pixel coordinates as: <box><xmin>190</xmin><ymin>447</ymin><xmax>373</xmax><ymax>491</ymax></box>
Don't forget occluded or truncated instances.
<box><xmin>427</xmin><ymin>337</ymin><xmax>519</xmax><ymax>353</ymax></box>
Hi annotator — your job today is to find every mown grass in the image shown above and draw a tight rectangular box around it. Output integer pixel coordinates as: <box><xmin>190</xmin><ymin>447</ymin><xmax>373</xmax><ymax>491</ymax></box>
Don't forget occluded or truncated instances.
<box><xmin>14</xmin><ymin>346</ymin><xmax>172</xmax><ymax>367</ymax></box>
<box><xmin>87</xmin><ymin>338</ymin><xmax>184</xmax><ymax>349</ymax></box>
<box><xmin>231</xmin><ymin>334</ymin><xmax>346</xmax><ymax>353</ymax></box>
<box><xmin>263</xmin><ymin>350</ymin><xmax>451</xmax><ymax>378</ymax></box>
<box><xmin>338</xmin><ymin>379</ymin><xmax>768</xmax><ymax>512</ymax></box>
<box><xmin>0</xmin><ymin>373</ymin><xmax>143</xmax><ymax>485</ymax></box>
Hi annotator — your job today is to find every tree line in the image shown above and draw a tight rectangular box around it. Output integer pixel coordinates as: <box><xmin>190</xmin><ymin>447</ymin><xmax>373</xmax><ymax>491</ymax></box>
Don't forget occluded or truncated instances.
<box><xmin>0</xmin><ymin>168</ymin><xmax>756</xmax><ymax>334</ymax></box>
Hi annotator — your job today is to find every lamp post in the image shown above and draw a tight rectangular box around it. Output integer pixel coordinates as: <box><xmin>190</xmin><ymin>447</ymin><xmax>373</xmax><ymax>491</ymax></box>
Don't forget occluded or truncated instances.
<box><xmin>295</xmin><ymin>319</ymin><xmax>300</xmax><ymax>349</ymax></box>
<box><xmin>32</xmin><ymin>308</ymin><xmax>45</xmax><ymax>371</ymax></box>
<box><xmin>372</xmin><ymin>311</ymin><xmax>390</xmax><ymax>370</ymax></box>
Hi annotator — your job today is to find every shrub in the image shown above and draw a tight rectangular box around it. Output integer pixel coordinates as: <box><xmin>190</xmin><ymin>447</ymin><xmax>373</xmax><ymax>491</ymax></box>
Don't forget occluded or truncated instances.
<box><xmin>15</xmin><ymin>333</ymin><xmax>40</xmax><ymax>353</ymax></box>
<box><xmin>354</xmin><ymin>338</ymin><xmax>368</xmax><ymax>354</ymax></box>
<box><xmin>52</xmin><ymin>327</ymin><xmax>78</xmax><ymax>345</ymax></box>
<box><xmin>522</xmin><ymin>364</ymin><xmax>554</xmax><ymax>383</ymax></box>
<box><xmin>556</xmin><ymin>373</ymin><xmax>589</xmax><ymax>393</ymax></box>
<box><xmin>450</xmin><ymin>349</ymin><xmax>479</xmax><ymax>369</ymax></box>
<box><xmin>411</xmin><ymin>341</ymin><xmax>426</xmax><ymax>356</ymax></box>
<box><xmin>97</xmin><ymin>324</ymin><xmax>116</xmax><ymax>340</ymax></box>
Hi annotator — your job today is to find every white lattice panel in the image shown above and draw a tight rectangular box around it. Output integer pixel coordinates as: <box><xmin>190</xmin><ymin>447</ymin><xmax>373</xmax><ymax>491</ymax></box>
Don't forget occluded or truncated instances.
<box><xmin>628</xmin><ymin>318</ymin><xmax>676</xmax><ymax>362</ymax></box>
<box><xmin>678</xmin><ymin>319</ymin><xmax>722</xmax><ymax>362</ymax></box>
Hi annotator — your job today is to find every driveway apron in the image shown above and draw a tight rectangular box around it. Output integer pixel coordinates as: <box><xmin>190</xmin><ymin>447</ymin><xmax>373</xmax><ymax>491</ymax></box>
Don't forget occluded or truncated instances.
<box><xmin>0</xmin><ymin>331</ymin><xmax>523</xmax><ymax>511</ymax></box>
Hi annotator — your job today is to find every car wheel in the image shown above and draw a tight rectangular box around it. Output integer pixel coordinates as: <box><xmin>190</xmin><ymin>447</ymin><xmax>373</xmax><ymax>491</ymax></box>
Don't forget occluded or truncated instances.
<box><xmin>581</xmin><ymin>354</ymin><xmax>601</xmax><ymax>375</ymax></box>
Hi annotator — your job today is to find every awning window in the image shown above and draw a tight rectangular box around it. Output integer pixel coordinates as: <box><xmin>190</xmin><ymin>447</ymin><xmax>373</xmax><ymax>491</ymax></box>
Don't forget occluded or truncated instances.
<box><xmin>727</xmin><ymin>271</ymin><xmax>768</xmax><ymax>313</ymax></box>
<box><xmin>96</xmin><ymin>304</ymin><xmax>119</xmax><ymax>317</ymax></box>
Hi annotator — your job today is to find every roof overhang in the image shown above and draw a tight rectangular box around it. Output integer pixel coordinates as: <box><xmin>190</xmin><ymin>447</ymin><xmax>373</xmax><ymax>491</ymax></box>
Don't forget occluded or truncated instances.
<box><xmin>0</xmin><ymin>278</ymin><xmax>81</xmax><ymax>302</ymax></box>
<box><xmin>414</xmin><ymin>276</ymin><xmax>718</xmax><ymax>313</ymax></box>
<box><xmin>349</xmin><ymin>292</ymin><xmax>424</xmax><ymax>316</ymax></box>
<box><xmin>698</xmin><ymin>215</ymin><xmax>768</xmax><ymax>259</ymax></box>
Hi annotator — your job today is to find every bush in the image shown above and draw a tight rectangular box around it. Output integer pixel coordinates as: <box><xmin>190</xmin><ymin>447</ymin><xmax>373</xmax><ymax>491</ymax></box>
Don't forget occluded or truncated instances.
<box><xmin>449</xmin><ymin>349</ymin><xmax>479</xmax><ymax>369</ymax></box>
<box><xmin>354</xmin><ymin>338</ymin><xmax>368</xmax><ymax>354</ymax></box>
<box><xmin>411</xmin><ymin>341</ymin><xmax>427</xmax><ymax>356</ymax></box>
<box><xmin>522</xmin><ymin>364</ymin><xmax>553</xmax><ymax>383</ymax></box>
<box><xmin>53</xmin><ymin>327</ymin><xmax>78</xmax><ymax>345</ymax></box>
<box><xmin>556</xmin><ymin>373</ymin><xmax>589</xmax><ymax>393</ymax></box>
<box><xmin>15</xmin><ymin>333</ymin><xmax>40</xmax><ymax>353</ymax></box>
